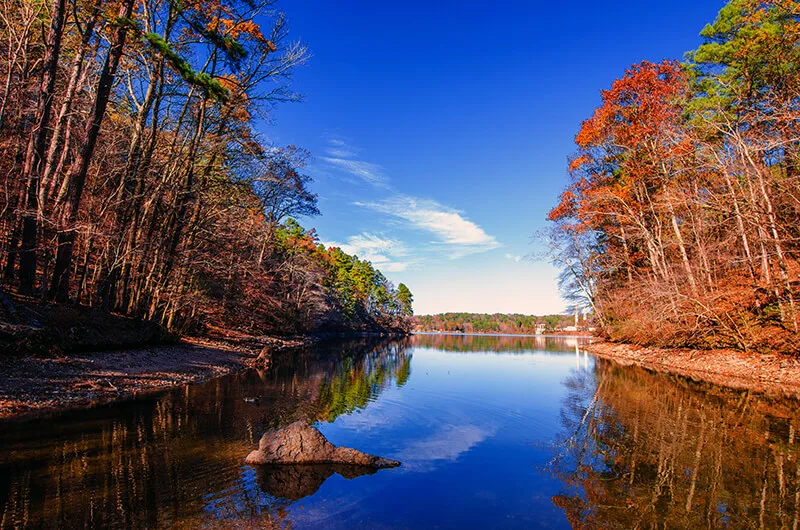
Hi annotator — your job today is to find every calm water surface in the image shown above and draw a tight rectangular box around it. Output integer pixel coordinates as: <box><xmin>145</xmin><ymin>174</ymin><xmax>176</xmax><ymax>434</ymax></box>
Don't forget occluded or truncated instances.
<box><xmin>1</xmin><ymin>334</ymin><xmax>799</xmax><ymax>528</ymax></box>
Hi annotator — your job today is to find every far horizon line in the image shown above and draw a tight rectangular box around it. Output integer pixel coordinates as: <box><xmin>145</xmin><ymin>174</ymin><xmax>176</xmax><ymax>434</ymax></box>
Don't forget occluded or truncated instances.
<box><xmin>415</xmin><ymin>310</ymin><xmax>591</xmax><ymax>317</ymax></box>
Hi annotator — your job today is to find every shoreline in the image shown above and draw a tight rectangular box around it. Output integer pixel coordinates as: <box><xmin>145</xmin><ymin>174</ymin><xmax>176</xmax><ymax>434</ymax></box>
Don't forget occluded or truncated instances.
<box><xmin>0</xmin><ymin>331</ymin><xmax>408</xmax><ymax>423</ymax></box>
<box><xmin>586</xmin><ymin>341</ymin><xmax>800</xmax><ymax>400</ymax></box>
<box><xmin>413</xmin><ymin>331</ymin><xmax>594</xmax><ymax>338</ymax></box>
<box><xmin>10</xmin><ymin>331</ymin><xmax>800</xmax><ymax>422</ymax></box>
<box><xmin>0</xmin><ymin>294</ymin><xmax>412</xmax><ymax>422</ymax></box>
<box><xmin>0</xmin><ymin>329</ymin><xmax>411</xmax><ymax>423</ymax></box>
<box><xmin>0</xmin><ymin>334</ymin><xmax>309</xmax><ymax>422</ymax></box>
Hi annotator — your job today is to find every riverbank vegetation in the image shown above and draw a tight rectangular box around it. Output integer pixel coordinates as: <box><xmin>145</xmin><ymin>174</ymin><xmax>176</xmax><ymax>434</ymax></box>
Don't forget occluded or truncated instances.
<box><xmin>415</xmin><ymin>312</ymin><xmax>583</xmax><ymax>334</ymax></box>
<box><xmin>548</xmin><ymin>0</ymin><xmax>800</xmax><ymax>352</ymax></box>
<box><xmin>0</xmin><ymin>0</ymin><xmax>412</xmax><ymax>338</ymax></box>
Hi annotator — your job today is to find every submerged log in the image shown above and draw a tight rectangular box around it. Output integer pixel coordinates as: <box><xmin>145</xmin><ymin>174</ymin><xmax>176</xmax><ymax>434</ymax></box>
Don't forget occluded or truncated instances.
<box><xmin>245</xmin><ymin>421</ymin><xmax>401</xmax><ymax>468</ymax></box>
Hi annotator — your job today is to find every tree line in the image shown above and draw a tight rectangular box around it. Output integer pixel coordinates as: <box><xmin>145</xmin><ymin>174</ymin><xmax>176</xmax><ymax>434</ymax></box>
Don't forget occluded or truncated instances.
<box><xmin>412</xmin><ymin>333</ymin><xmax>584</xmax><ymax>353</ymax></box>
<box><xmin>0</xmin><ymin>0</ymin><xmax>412</xmax><ymax>334</ymax></box>
<box><xmin>415</xmin><ymin>312</ymin><xmax>583</xmax><ymax>334</ymax></box>
<box><xmin>548</xmin><ymin>0</ymin><xmax>800</xmax><ymax>352</ymax></box>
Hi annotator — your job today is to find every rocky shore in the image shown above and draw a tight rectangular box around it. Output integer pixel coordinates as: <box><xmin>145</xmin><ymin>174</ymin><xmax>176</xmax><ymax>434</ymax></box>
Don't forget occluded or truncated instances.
<box><xmin>587</xmin><ymin>341</ymin><xmax>800</xmax><ymax>400</ymax></box>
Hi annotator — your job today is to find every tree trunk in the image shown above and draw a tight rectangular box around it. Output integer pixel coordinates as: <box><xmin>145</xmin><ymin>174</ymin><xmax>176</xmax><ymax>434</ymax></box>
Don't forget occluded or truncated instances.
<box><xmin>721</xmin><ymin>166</ymin><xmax>757</xmax><ymax>283</ymax></box>
<box><xmin>17</xmin><ymin>0</ymin><xmax>67</xmax><ymax>294</ymax></box>
<box><xmin>39</xmin><ymin>0</ymin><xmax>102</xmax><ymax>208</ymax></box>
<box><xmin>49</xmin><ymin>0</ymin><xmax>135</xmax><ymax>301</ymax></box>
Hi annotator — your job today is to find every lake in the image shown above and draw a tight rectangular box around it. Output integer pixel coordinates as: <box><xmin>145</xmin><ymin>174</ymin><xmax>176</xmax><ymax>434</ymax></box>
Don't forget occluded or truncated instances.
<box><xmin>1</xmin><ymin>334</ymin><xmax>799</xmax><ymax>529</ymax></box>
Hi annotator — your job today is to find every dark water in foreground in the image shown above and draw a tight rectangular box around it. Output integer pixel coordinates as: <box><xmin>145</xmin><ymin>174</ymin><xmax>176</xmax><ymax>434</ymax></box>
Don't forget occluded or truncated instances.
<box><xmin>1</xmin><ymin>334</ymin><xmax>800</xmax><ymax>529</ymax></box>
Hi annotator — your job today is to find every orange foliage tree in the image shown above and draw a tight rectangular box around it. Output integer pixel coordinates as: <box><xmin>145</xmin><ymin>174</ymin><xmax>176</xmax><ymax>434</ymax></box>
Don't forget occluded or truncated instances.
<box><xmin>548</xmin><ymin>0</ymin><xmax>800</xmax><ymax>352</ymax></box>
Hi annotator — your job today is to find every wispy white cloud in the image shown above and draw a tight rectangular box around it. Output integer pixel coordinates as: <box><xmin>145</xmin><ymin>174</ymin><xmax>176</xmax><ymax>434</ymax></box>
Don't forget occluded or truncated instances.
<box><xmin>505</xmin><ymin>253</ymin><xmax>523</xmax><ymax>263</ymax></box>
<box><xmin>318</xmin><ymin>135</ymin><xmax>500</xmax><ymax>264</ymax></box>
<box><xmin>382</xmin><ymin>262</ymin><xmax>410</xmax><ymax>273</ymax></box>
<box><xmin>319</xmin><ymin>137</ymin><xmax>389</xmax><ymax>187</ymax></box>
<box><xmin>320</xmin><ymin>157</ymin><xmax>389</xmax><ymax>187</ymax></box>
<box><xmin>355</xmin><ymin>196</ymin><xmax>500</xmax><ymax>258</ymax></box>
<box><xmin>325</xmin><ymin>147</ymin><xmax>356</xmax><ymax>158</ymax></box>
<box><xmin>324</xmin><ymin>233</ymin><xmax>411</xmax><ymax>272</ymax></box>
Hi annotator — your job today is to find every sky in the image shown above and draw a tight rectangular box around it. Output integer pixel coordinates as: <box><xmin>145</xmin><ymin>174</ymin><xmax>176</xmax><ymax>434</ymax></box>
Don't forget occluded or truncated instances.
<box><xmin>261</xmin><ymin>0</ymin><xmax>726</xmax><ymax>316</ymax></box>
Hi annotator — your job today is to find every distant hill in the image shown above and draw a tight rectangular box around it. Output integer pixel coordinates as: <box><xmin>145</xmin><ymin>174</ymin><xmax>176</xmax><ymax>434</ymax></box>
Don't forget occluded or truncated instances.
<box><xmin>414</xmin><ymin>312</ymin><xmax>593</xmax><ymax>335</ymax></box>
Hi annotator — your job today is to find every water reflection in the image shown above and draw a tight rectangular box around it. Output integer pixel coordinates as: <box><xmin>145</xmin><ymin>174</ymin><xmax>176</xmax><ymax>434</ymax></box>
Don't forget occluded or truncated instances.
<box><xmin>552</xmin><ymin>358</ymin><xmax>800</xmax><ymax>529</ymax></box>
<box><xmin>413</xmin><ymin>332</ymin><xmax>589</xmax><ymax>353</ymax></box>
<box><xmin>2</xmin><ymin>335</ymin><xmax>799</xmax><ymax>528</ymax></box>
<box><xmin>0</xmin><ymin>338</ymin><xmax>412</xmax><ymax>529</ymax></box>
<box><xmin>255</xmin><ymin>464</ymin><xmax>381</xmax><ymax>501</ymax></box>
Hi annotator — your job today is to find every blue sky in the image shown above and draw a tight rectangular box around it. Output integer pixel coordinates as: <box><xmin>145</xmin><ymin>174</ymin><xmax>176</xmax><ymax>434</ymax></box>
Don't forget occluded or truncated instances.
<box><xmin>261</xmin><ymin>0</ymin><xmax>725</xmax><ymax>315</ymax></box>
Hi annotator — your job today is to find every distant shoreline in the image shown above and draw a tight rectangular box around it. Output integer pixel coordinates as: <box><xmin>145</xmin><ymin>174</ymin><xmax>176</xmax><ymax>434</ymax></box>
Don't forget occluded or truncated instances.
<box><xmin>413</xmin><ymin>331</ymin><xmax>595</xmax><ymax>338</ymax></box>
<box><xmin>587</xmin><ymin>341</ymin><xmax>800</xmax><ymax>400</ymax></box>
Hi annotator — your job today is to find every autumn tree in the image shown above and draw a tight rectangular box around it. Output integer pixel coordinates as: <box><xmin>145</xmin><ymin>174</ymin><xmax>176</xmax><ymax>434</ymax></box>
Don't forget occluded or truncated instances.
<box><xmin>547</xmin><ymin>0</ymin><xmax>800</xmax><ymax>351</ymax></box>
<box><xmin>0</xmin><ymin>0</ymin><xmax>412</xmax><ymax>337</ymax></box>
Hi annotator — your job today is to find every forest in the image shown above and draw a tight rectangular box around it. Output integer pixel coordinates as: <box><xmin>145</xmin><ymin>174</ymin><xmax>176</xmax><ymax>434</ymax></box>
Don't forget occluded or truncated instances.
<box><xmin>548</xmin><ymin>0</ymin><xmax>800</xmax><ymax>352</ymax></box>
<box><xmin>414</xmin><ymin>312</ymin><xmax>584</xmax><ymax>335</ymax></box>
<box><xmin>0</xmin><ymin>0</ymin><xmax>413</xmax><ymax>335</ymax></box>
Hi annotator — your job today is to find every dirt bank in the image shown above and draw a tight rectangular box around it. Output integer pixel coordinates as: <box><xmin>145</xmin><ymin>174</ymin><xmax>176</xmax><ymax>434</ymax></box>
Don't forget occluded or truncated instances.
<box><xmin>0</xmin><ymin>334</ymin><xmax>309</xmax><ymax>422</ymax></box>
<box><xmin>0</xmin><ymin>291</ymin><xmax>413</xmax><ymax>421</ymax></box>
<box><xmin>587</xmin><ymin>341</ymin><xmax>800</xmax><ymax>400</ymax></box>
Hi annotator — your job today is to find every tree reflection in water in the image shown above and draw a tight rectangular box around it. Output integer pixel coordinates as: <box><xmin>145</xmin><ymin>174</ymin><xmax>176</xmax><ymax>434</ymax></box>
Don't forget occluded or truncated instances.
<box><xmin>0</xmin><ymin>338</ymin><xmax>412</xmax><ymax>529</ymax></box>
<box><xmin>551</xmin><ymin>358</ymin><xmax>800</xmax><ymax>529</ymax></box>
<box><xmin>413</xmin><ymin>332</ymin><xmax>590</xmax><ymax>353</ymax></box>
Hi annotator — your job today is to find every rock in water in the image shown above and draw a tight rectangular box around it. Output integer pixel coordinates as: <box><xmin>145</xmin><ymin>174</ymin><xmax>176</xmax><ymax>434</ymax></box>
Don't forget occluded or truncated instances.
<box><xmin>245</xmin><ymin>421</ymin><xmax>400</xmax><ymax>468</ymax></box>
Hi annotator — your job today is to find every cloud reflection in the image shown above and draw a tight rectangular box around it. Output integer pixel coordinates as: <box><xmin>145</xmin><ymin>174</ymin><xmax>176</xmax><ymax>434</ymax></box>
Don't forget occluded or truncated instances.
<box><xmin>396</xmin><ymin>424</ymin><xmax>496</xmax><ymax>471</ymax></box>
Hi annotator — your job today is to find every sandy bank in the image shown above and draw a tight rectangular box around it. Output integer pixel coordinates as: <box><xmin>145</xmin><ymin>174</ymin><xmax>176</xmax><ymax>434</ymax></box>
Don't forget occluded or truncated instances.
<box><xmin>587</xmin><ymin>341</ymin><xmax>800</xmax><ymax>400</ymax></box>
<box><xmin>0</xmin><ymin>335</ymin><xmax>308</xmax><ymax>421</ymax></box>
